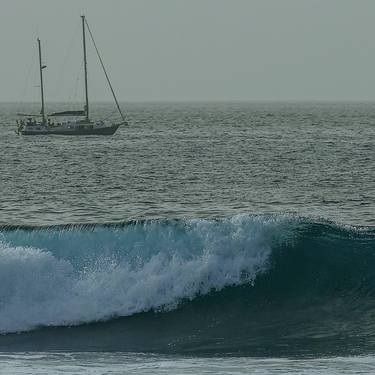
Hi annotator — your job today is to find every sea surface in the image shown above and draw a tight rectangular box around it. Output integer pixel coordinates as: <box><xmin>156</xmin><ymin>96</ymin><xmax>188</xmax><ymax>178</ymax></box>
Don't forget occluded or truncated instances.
<box><xmin>0</xmin><ymin>101</ymin><xmax>374</xmax><ymax>373</ymax></box>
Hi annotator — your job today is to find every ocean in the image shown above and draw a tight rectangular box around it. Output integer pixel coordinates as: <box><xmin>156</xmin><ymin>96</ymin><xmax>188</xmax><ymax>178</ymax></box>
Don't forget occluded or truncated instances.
<box><xmin>0</xmin><ymin>101</ymin><xmax>374</xmax><ymax>373</ymax></box>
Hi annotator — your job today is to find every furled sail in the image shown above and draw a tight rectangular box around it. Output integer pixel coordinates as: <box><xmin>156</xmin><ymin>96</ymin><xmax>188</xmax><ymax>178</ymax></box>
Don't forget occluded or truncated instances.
<box><xmin>16</xmin><ymin>113</ymin><xmax>41</xmax><ymax>117</ymax></box>
<box><xmin>48</xmin><ymin>110</ymin><xmax>86</xmax><ymax>117</ymax></box>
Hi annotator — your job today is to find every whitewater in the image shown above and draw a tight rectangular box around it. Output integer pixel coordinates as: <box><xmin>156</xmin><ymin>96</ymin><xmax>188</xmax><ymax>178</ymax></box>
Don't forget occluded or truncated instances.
<box><xmin>0</xmin><ymin>214</ymin><xmax>374</xmax><ymax>358</ymax></box>
<box><xmin>0</xmin><ymin>215</ymin><xmax>288</xmax><ymax>334</ymax></box>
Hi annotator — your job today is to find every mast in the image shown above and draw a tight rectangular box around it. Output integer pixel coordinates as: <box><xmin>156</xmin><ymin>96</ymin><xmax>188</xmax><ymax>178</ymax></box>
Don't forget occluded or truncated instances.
<box><xmin>81</xmin><ymin>15</ymin><xmax>89</xmax><ymax>121</ymax></box>
<box><xmin>37</xmin><ymin>38</ymin><xmax>46</xmax><ymax>124</ymax></box>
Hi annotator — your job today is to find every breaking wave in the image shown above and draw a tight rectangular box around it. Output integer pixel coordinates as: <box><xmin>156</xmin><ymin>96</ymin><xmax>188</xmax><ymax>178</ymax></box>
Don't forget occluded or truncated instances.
<box><xmin>0</xmin><ymin>214</ymin><xmax>374</xmax><ymax>356</ymax></box>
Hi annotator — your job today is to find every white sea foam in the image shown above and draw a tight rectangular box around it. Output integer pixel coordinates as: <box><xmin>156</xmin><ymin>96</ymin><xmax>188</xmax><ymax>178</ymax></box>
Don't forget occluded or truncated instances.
<box><xmin>0</xmin><ymin>215</ymin><xmax>294</xmax><ymax>333</ymax></box>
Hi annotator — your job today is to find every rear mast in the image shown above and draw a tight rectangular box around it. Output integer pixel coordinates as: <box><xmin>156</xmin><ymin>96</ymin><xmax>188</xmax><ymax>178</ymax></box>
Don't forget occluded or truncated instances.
<box><xmin>37</xmin><ymin>38</ymin><xmax>46</xmax><ymax>124</ymax></box>
<box><xmin>81</xmin><ymin>15</ymin><xmax>89</xmax><ymax>121</ymax></box>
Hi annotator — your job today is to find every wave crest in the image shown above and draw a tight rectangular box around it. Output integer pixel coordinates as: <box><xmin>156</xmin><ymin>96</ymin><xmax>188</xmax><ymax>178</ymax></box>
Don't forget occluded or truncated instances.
<box><xmin>0</xmin><ymin>215</ymin><xmax>294</xmax><ymax>333</ymax></box>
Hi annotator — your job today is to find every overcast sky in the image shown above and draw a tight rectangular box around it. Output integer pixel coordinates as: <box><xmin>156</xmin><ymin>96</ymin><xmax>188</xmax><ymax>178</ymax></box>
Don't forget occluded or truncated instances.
<box><xmin>1</xmin><ymin>0</ymin><xmax>375</xmax><ymax>102</ymax></box>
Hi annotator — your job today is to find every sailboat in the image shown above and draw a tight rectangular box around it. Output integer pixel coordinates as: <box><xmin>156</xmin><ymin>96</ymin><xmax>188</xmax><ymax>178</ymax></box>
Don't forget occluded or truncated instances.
<box><xmin>16</xmin><ymin>15</ymin><xmax>127</xmax><ymax>136</ymax></box>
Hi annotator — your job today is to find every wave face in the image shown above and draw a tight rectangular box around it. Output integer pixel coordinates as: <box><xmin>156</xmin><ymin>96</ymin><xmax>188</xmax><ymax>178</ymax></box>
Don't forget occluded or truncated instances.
<box><xmin>0</xmin><ymin>215</ymin><xmax>374</xmax><ymax>356</ymax></box>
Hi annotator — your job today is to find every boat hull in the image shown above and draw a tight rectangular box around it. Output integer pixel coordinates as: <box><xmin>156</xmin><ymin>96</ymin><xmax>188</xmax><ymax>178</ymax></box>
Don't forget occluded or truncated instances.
<box><xmin>20</xmin><ymin>123</ymin><xmax>121</xmax><ymax>136</ymax></box>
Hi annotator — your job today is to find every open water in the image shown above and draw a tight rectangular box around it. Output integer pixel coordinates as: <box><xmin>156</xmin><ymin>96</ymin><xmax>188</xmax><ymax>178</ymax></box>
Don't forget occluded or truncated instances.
<box><xmin>0</xmin><ymin>102</ymin><xmax>374</xmax><ymax>373</ymax></box>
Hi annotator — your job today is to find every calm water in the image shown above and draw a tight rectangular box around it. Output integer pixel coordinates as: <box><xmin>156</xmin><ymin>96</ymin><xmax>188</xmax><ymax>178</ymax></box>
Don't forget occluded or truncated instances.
<box><xmin>0</xmin><ymin>101</ymin><xmax>374</xmax><ymax>226</ymax></box>
<box><xmin>0</xmin><ymin>102</ymin><xmax>374</xmax><ymax>374</ymax></box>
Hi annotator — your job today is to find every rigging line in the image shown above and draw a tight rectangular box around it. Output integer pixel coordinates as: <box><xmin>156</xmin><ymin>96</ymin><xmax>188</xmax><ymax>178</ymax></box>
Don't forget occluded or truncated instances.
<box><xmin>19</xmin><ymin>47</ymin><xmax>37</xmax><ymax>104</ymax></box>
<box><xmin>54</xmin><ymin>22</ymin><xmax>81</xmax><ymax>100</ymax></box>
<box><xmin>84</xmin><ymin>18</ymin><xmax>127</xmax><ymax>124</ymax></box>
<box><xmin>68</xmin><ymin>75</ymin><xmax>79</xmax><ymax>102</ymax></box>
<box><xmin>101</xmin><ymin>108</ymin><xmax>119</xmax><ymax>121</ymax></box>
<box><xmin>68</xmin><ymin>64</ymin><xmax>81</xmax><ymax>102</ymax></box>
<box><xmin>72</xmin><ymin>75</ymin><xmax>80</xmax><ymax>102</ymax></box>
<box><xmin>32</xmin><ymin>58</ymin><xmax>41</xmax><ymax>107</ymax></box>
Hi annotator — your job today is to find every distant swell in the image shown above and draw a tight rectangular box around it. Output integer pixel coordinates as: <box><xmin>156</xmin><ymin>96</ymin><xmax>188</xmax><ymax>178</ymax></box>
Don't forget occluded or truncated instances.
<box><xmin>0</xmin><ymin>214</ymin><xmax>374</xmax><ymax>356</ymax></box>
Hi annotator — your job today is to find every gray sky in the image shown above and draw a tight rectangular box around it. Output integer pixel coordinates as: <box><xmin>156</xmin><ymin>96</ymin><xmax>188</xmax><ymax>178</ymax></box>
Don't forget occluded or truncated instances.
<box><xmin>1</xmin><ymin>0</ymin><xmax>375</xmax><ymax>102</ymax></box>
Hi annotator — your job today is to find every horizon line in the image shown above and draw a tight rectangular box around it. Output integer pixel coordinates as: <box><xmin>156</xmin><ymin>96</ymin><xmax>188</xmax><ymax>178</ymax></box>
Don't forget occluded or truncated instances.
<box><xmin>3</xmin><ymin>99</ymin><xmax>375</xmax><ymax>104</ymax></box>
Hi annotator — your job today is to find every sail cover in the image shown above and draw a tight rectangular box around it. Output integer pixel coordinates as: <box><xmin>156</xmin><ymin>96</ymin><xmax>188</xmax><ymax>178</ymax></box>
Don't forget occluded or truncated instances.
<box><xmin>48</xmin><ymin>110</ymin><xmax>86</xmax><ymax>117</ymax></box>
<box><xmin>16</xmin><ymin>113</ymin><xmax>41</xmax><ymax>117</ymax></box>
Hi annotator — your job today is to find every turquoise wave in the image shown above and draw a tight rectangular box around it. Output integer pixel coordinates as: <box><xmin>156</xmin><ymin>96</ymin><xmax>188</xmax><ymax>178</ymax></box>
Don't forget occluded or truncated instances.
<box><xmin>0</xmin><ymin>215</ymin><xmax>374</xmax><ymax>356</ymax></box>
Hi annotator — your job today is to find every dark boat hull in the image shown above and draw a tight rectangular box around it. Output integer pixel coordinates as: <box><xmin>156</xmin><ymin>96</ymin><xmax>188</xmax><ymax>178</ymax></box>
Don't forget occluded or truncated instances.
<box><xmin>20</xmin><ymin>123</ymin><xmax>121</xmax><ymax>136</ymax></box>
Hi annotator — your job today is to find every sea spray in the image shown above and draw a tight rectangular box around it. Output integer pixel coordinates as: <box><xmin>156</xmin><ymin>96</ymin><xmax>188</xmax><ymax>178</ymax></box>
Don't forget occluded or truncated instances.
<box><xmin>0</xmin><ymin>215</ymin><xmax>294</xmax><ymax>333</ymax></box>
